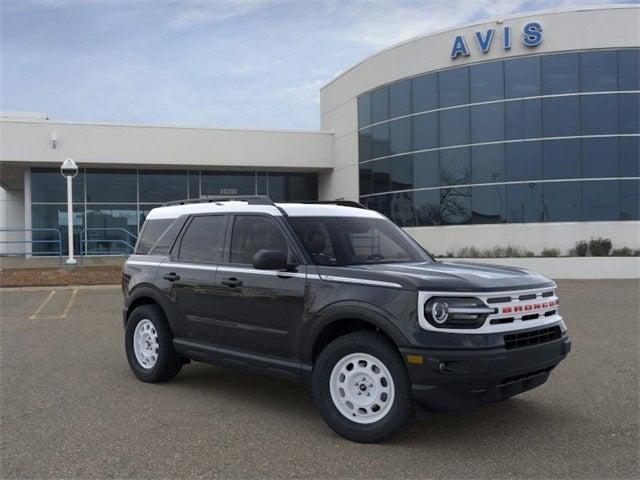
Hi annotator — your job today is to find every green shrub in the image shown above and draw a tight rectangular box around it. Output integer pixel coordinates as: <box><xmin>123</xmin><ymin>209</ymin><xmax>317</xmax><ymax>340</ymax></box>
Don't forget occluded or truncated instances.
<box><xmin>589</xmin><ymin>237</ymin><xmax>612</xmax><ymax>257</ymax></box>
<box><xmin>610</xmin><ymin>247</ymin><xmax>640</xmax><ymax>257</ymax></box>
<box><xmin>574</xmin><ymin>241</ymin><xmax>589</xmax><ymax>257</ymax></box>
<box><xmin>541</xmin><ymin>247</ymin><xmax>561</xmax><ymax>257</ymax></box>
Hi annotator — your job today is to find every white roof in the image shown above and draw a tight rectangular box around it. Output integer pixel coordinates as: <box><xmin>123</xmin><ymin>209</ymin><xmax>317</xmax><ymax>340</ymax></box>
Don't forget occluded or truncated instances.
<box><xmin>145</xmin><ymin>201</ymin><xmax>383</xmax><ymax>221</ymax></box>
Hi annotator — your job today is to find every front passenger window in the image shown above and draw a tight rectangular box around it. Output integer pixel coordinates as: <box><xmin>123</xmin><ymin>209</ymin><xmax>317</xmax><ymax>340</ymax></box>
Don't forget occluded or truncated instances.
<box><xmin>230</xmin><ymin>216</ymin><xmax>290</xmax><ymax>264</ymax></box>
<box><xmin>178</xmin><ymin>215</ymin><xmax>226</xmax><ymax>263</ymax></box>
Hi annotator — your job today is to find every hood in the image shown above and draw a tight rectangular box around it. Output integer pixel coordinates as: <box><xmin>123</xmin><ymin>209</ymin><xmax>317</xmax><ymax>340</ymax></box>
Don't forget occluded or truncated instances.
<box><xmin>318</xmin><ymin>260</ymin><xmax>554</xmax><ymax>292</ymax></box>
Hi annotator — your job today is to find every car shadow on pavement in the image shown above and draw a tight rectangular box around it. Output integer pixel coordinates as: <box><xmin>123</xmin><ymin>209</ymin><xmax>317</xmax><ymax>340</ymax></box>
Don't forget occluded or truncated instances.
<box><xmin>159</xmin><ymin>361</ymin><xmax>576</xmax><ymax>445</ymax></box>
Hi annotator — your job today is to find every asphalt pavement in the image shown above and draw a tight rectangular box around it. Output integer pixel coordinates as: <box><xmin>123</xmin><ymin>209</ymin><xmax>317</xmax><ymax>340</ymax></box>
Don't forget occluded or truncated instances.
<box><xmin>1</xmin><ymin>280</ymin><xmax>638</xmax><ymax>479</ymax></box>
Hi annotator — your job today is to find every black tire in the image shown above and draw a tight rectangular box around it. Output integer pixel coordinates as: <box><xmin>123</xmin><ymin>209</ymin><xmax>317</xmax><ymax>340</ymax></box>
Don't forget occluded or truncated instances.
<box><xmin>312</xmin><ymin>330</ymin><xmax>414</xmax><ymax>443</ymax></box>
<box><xmin>125</xmin><ymin>304</ymin><xmax>182</xmax><ymax>383</ymax></box>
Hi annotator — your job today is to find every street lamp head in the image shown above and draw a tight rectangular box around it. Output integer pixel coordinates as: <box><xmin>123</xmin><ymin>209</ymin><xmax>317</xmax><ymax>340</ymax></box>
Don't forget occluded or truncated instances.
<box><xmin>60</xmin><ymin>158</ymin><xmax>78</xmax><ymax>178</ymax></box>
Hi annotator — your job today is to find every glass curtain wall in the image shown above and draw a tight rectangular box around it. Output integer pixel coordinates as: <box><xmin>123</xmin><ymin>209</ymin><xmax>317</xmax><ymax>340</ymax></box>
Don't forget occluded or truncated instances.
<box><xmin>357</xmin><ymin>48</ymin><xmax>640</xmax><ymax>227</ymax></box>
<box><xmin>31</xmin><ymin>168</ymin><xmax>317</xmax><ymax>255</ymax></box>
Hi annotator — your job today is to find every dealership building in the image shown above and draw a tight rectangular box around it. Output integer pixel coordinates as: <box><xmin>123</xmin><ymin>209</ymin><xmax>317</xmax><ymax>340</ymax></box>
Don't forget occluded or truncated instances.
<box><xmin>1</xmin><ymin>5</ymin><xmax>638</xmax><ymax>257</ymax></box>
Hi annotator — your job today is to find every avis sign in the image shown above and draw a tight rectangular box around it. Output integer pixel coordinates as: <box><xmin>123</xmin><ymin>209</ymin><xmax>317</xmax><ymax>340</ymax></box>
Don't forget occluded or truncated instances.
<box><xmin>450</xmin><ymin>22</ymin><xmax>543</xmax><ymax>59</ymax></box>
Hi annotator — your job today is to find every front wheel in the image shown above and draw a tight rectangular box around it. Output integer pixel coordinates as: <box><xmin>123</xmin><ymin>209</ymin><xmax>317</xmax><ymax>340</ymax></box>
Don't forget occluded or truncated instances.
<box><xmin>312</xmin><ymin>331</ymin><xmax>414</xmax><ymax>443</ymax></box>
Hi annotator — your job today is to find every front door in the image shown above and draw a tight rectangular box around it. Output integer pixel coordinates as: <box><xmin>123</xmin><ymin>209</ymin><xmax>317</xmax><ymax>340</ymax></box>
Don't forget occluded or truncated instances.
<box><xmin>213</xmin><ymin>214</ymin><xmax>306</xmax><ymax>358</ymax></box>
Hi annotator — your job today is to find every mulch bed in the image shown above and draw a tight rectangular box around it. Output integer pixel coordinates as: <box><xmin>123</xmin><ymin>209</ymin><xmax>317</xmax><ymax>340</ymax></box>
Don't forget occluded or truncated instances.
<box><xmin>0</xmin><ymin>266</ymin><xmax>122</xmax><ymax>287</ymax></box>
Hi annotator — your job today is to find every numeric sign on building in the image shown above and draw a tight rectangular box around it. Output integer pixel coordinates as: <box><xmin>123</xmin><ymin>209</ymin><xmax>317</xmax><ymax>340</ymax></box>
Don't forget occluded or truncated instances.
<box><xmin>451</xmin><ymin>22</ymin><xmax>543</xmax><ymax>59</ymax></box>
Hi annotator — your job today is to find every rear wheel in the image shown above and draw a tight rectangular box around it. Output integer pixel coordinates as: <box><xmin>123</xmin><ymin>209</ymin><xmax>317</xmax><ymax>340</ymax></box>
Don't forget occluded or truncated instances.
<box><xmin>312</xmin><ymin>331</ymin><xmax>413</xmax><ymax>443</ymax></box>
<box><xmin>125</xmin><ymin>304</ymin><xmax>182</xmax><ymax>383</ymax></box>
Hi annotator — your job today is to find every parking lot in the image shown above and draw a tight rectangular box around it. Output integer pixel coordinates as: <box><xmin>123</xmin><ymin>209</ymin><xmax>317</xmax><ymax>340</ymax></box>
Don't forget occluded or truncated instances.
<box><xmin>1</xmin><ymin>280</ymin><xmax>638</xmax><ymax>479</ymax></box>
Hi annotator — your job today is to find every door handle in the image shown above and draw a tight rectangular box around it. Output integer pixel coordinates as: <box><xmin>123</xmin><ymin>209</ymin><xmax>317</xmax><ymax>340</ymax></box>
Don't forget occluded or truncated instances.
<box><xmin>221</xmin><ymin>277</ymin><xmax>243</xmax><ymax>288</ymax></box>
<box><xmin>163</xmin><ymin>272</ymin><xmax>181</xmax><ymax>282</ymax></box>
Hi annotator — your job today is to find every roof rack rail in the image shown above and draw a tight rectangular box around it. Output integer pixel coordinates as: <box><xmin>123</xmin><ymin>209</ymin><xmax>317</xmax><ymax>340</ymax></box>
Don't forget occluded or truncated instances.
<box><xmin>162</xmin><ymin>195</ymin><xmax>275</xmax><ymax>207</ymax></box>
<box><xmin>299</xmin><ymin>200</ymin><xmax>369</xmax><ymax>210</ymax></box>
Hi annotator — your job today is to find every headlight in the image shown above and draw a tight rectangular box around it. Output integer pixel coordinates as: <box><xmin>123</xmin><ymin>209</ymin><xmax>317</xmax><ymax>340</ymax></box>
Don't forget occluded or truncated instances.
<box><xmin>424</xmin><ymin>297</ymin><xmax>495</xmax><ymax>329</ymax></box>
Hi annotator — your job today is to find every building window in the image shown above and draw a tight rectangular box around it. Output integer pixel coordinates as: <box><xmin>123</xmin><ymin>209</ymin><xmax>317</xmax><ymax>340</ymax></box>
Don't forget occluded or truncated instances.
<box><xmin>139</xmin><ymin>170</ymin><xmax>188</xmax><ymax>203</ymax></box>
<box><xmin>470</xmin><ymin>61</ymin><xmax>504</xmax><ymax>102</ymax></box>
<box><xmin>541</xmin><ymin>52</ymin><xmax>579</xmax><ymax>95</ymax></box>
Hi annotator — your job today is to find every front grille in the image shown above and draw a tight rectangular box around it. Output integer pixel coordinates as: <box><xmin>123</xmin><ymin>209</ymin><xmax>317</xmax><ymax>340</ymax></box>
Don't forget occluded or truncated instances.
<box><xmin>504</xmin><ymin>326</ymin><xmax>561</xmax><ymax>350</ymax></box>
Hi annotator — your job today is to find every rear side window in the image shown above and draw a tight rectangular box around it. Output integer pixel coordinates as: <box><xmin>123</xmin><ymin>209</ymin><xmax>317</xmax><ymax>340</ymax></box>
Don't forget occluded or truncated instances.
<box><xmin>229</xmin><ymin>215</ymin><xmax>290</xmax><ymax>264</ymax></box>
<box><xmin>136</xmin><ymin>219</ymin><xmax>173</xmax><ymax>254</ymax></box>
<box><xmin>150</xmin><ymin>219</ymin><xmax>186</xmax><ymax>255</ymax></box>
<box><xmin>178</xmin><ymin>215</ymin><xmax>227</xmax><ymax>263</ymax></box>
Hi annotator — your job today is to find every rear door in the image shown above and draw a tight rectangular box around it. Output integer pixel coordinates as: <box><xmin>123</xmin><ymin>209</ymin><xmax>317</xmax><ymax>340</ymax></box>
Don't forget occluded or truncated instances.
<box><xmin>158</xmin><ymin>214</ymin><xmax>229</xmax><ymax>343</ymax></box>
<box><xmin>213</xmin><ymin>214</ymin><xmax>307</xmax><ymax>358</ymax></box>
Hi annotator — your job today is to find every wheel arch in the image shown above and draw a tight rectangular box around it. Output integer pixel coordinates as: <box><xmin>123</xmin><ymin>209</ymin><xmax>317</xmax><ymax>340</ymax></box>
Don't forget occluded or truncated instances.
<box><xmin>125</xmin><ymin>285</ymin><xmax>171</xmax><ymax>326</ymax></box>
<box><xmin>303</xmin><ymin>302</ymin><xmax>410</xmax><ymax>365</ymax></box>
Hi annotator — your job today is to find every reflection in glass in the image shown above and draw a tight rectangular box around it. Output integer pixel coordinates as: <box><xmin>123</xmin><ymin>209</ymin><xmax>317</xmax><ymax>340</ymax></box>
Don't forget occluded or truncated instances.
<box><xmin>412</xmin><ymin>112</ymin><xmax>438</xmax><ymax>151</ymax></box>
<box><xmin>358</xmin><ymin>94</ymin><xmax>371</xmax><ymax>128</ymax></box>
<box><xmin>188</xmin><ymin>171</ymin><xmax>199</xmax><ymax>198</ymax></box>
<box><xmin>390</xmin><ymin>79</ymin><xmax>411</xmax><ymax>118</ymax></box>
<box><xmin>139</xmin><ymin>204</ymin><xmax>162</xmax><ymax>227</ymax></box>
<box><xmin>470</xmin><ymin>61</ymin><xmax>504</xmax><ymax>102</ymax></box>
<box><xmin>543</xmin><ymin>182</ymin><xmax>581</xmax><ymax>222</ymax></box>
<box><xmin>543</xmin><ymin>139</ymin><xmax>581</xmax><ymax>180</ymax></box>
<box><xmin>471</xmin><ymin>144</ymin><xmax>505</xmax><ymax>183</ymax></box>
<box><xmin>542</xmin><ymin>52</ymin><xmax>579</xmax><ymax>94</ymax></box>
<box><xmin>620</xmin><ymin>137</ymin><xmax>640</xmax><ymax>177</ymax></box>
<box><xmin>470</xmin><ymin>103</ymin><xmax>504</xmax><ymax>143</ymax></box>
<box><xmin>582</xmin><ymin>137</ymin><xmax>619</xmax><ymax>178</ymax></box>
<box><xmin>371</xmin><ymin>123</ymin><xmax>390</xmax><ymax>158</ymax></box>
<box><xmin>506</xmin><ymin>142</ymin><xmax>543</xmax><ymax>182</ymax></box>
<box><xmin>440</xmin><ymin>147</ymin><xmax>470</xmax><ymax>186</ymax></box>
<box><xmin>472</xmin><ymin>185</ymin><xmax>505</xmax><ymax>224</ymax></box>
<box><xmin>267</xmin><ymin>173</ymin><xmax>317</xmax><ymax>202</ymax></box>
<box><xmin>371</xmin><ymin>86</ymin><xmax>389</xmax><ymax>123</ymax></box>
<box><xmin>201</xmin><ymin>171</ymin><xmax>255</xmax><ymax>196</ymax></box>
<box><xmin>86</xmin><ymin>204</ymin><xmax>138</xmax><ymax>254</ymax></box>
<box><xmin>139</xmin><ymin>170</ymin><xmax>187</xmax><ymax>203</ymax></box>
<box><xmin>389</xmin><ymin>117</ymin><xmax>412</xmax><ymax>155</ymax></box>
<box><xmin>359</xmin><ymin>162</ymin><xmax>373</xmax><ymax>196</ymax></box>
<box><xmin>439</xmin><ymin>67</ymin><xmax>469</xmax><ymax>107</ymax></box>
<box><xmin>414</xmin><ymin>189</ymin><xmax>441</xmax><ymax>226</ymax></box>
<box><xmin>505</xmin><ymin>56</ymin><xmax>541</xmax><ymax>98</ymax></box>
<box><xmin>583</xmin><ymin>181</ymin><xmax>620</xmax><ymax>221</ymax></box>
<box><xmin>413</xmin><ymin>151</ymin><xmax>440</xmax><ymax>189</ymax></box>
<box><xmin>440</xmin><ymin>187</ymin><xmax>471</xmax><ymax>225</ymax></box>
<box><xmin>505</xmin><ymin>99</ymin><xmax>542</xmax><ymax>140</ymax></box>
<box><xmin>619</xmin><ymin>93</ymin><xmax>639</xmax><ymax>134</ymax></box>
<box><xmin>31</xmin><ymin>204</ymin><xmax>84</xmax><ymax>255</ymax></box>
<box><xmin>32</xmin><ymin>168</ymin><xmax>85</xmax><ymax>204</ymax></box>
<box><xmin>390</xmin><ymin>155</ymin><xmax>413</xmax><ymax>191</ymax></box>
<box><xmin>618</xmin><ymin>49</ymin><xmax>640</xmax><ymax>91</ymax></box>
<box><xmin>580</xmin><ymin>51</ymin><xmax>617</xmax><ymax>92</ymax></box>
<box><xmin>359</xmin><ymin>128</ymin><xmax>373</xmax><ymax>162</ymax></box>
<box><xmin>543</xmin><ymin>96</ymin><xmax>580</xmax><ymax>137</ymax></box>
<box><xmin>581</xmin><ymin>94</ymin><xmax>618</xmax><ymax>135</ymax></box>
<box><xmin>372</xmin><ymin>159</ymin><xmax>390</xmax><ymax>194</ymax></box>
<box><xmin>86</xmin><ymin>169</ymin><xmax>136</xmax><ymax>203</ymax></box>
<box><xmin>439</xmin><ymin>108</ymin><xmax>469</xmax><ymax>147</ymax></box>
<box><xmin>390</xmin><ymin>192</ymin><xmax>415</xmax><ymax>227</ymax></box>
<box><xmin>621</xmin><ymin>180</ymin><xmax>640</xmax><ymax>220</ymax></box>
<box><xmin>412</xmin><ymin>73</ymin><xmax>438</xmax><ymax>113</ymax></box>
<box><xmin>506</xmin><ymin>183</ymin><xmax>544</xmax><ymax>223</ymax></box>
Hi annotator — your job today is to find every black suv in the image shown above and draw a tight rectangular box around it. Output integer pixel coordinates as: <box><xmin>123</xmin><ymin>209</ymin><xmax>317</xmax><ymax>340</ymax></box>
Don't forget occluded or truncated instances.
<box><xmin>122</xmin><ymin>196</ymin><xmax>571</xmax><ymax>443</ymax></box>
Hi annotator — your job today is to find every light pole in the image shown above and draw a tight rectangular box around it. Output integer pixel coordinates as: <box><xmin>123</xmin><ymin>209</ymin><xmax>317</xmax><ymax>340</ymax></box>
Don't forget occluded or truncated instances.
<box><xmin>60</xmin><ymin>158</ymin><xmax>78</xmax><ymax>265</ymax></box>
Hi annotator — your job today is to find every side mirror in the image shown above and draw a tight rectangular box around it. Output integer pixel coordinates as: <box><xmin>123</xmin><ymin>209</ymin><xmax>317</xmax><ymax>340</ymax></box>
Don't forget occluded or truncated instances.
<box><xmin>252</xmin><ymin>249</ymin><xmax>288</xmax><ymax>270</ymax></box>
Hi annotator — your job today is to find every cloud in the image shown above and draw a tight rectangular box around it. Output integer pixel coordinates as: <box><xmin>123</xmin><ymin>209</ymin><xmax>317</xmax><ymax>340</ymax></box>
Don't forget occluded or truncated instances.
<box><xmin>169</xmin><ymin>0</ymin><xmax>287</xmax><ymax>29</ymax></box>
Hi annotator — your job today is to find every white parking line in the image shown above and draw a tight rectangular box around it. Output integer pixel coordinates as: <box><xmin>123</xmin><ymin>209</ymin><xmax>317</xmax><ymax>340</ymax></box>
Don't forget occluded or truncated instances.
<box><xmin>57</xmin><ymin>288</ymin><xmax>79</xmax><ymax>319</ymax></box>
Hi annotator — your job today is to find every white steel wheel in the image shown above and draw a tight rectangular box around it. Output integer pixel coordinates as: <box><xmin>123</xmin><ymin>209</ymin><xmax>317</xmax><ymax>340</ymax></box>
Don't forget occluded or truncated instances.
<box><xmin>133</xmin><ymin>319</ymin><xmax>159</xmax><ymax>369</ymax></box>
<box><xmin>329</xmin><ymin>352</ymin><xmax>395</xmax><ymax>424</ymax></box>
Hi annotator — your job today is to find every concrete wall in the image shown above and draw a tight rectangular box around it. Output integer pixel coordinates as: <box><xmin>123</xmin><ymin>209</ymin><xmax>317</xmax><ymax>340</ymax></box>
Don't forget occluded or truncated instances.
<box><xmin>0</xmin><ymin>120</ymin><xmax>335</xmax><ymax>171</ymax></box>
<box><xmin>405</xmin><ymin>221</ymin><xmax>640</xmax><ymax>257</ymax></box>
<box><xmin>0</xmin><ymin>186</ymin><xmax>26</xmax><ymax>254</ymax></box>
<box><xmin>449</xmin><ymin>257</ymin><xmax>640</xmax><ymax>279</ymax></box>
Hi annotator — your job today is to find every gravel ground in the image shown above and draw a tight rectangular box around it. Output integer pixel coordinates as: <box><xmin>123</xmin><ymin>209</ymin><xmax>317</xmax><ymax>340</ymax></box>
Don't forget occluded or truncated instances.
<box><xmin>1</xmin><ymin>280</ymin><xmax>638</xmax><ymax>479</ymax></box>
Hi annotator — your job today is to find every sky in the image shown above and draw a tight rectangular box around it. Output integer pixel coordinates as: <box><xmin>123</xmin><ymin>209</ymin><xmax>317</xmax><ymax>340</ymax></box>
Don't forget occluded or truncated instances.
<box><xmin>1</xmin><ymin>0</ymin><xmax>637</xmax><ymax>130</ymax></box>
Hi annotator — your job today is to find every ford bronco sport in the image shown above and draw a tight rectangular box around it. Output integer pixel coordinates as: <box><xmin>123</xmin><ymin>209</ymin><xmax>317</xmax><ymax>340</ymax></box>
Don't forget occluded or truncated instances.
<box><xmin>122</xmin><ymin>196</ymin><xmax>571</xmax><ymax>443</ymax></box>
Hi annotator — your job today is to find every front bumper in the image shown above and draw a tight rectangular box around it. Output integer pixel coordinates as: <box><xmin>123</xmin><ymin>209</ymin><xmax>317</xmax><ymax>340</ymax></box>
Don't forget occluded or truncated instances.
<box><xmin>400</xmin><ymin>332</ymin><xmax>571</xmax><ymax>412</ymax></box>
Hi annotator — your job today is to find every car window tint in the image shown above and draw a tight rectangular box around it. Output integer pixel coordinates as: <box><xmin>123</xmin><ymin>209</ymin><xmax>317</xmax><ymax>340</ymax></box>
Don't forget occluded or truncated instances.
<box><xmin>178</xmin><ymin>215</ymin><xmax>226</xmax><ymax>263</ymax></box>
<box><xmin>136</xmin><ymin>219</ymin><xmax>172</xmax><ymax>254</ymax></box>
<box><xmin>230</xmin><ymin>216</ymin><xmax>290</xmax><ymax>264</ymax></box>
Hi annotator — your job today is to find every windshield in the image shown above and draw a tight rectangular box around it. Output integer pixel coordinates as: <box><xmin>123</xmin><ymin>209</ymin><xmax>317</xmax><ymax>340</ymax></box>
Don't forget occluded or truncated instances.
<box><xmin>288</xmin><ymin>216</ymin><xmax>432</xmax><ymax>266</ymax></box>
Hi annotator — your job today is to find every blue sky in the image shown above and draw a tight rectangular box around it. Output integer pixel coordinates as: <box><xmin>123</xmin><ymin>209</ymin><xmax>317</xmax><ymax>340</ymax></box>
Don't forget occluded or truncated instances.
<box><xmin>1</xmin><ymin>0</ymin><xmax>636</xmax><ymax>130</ymax></box>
